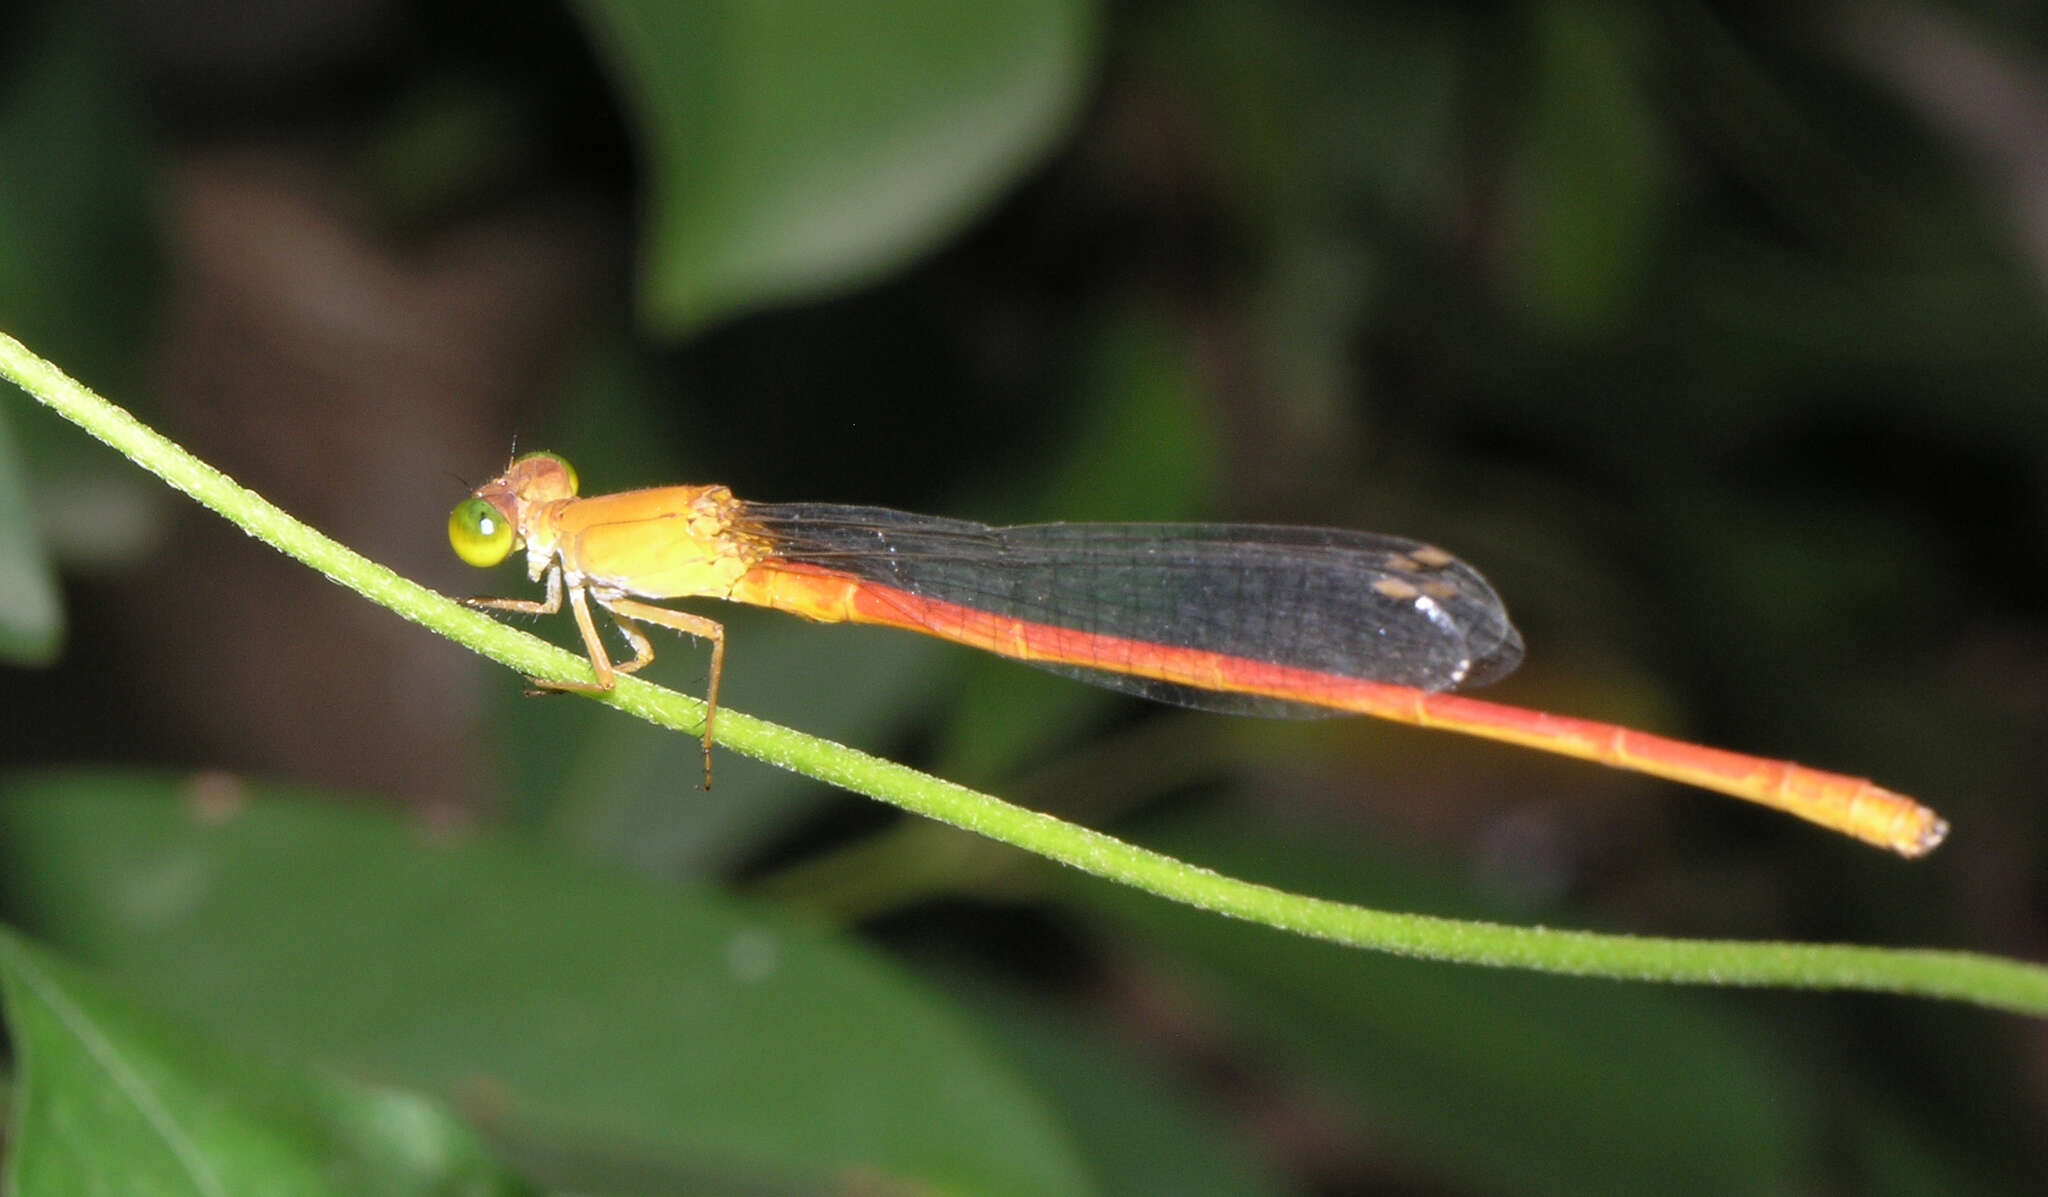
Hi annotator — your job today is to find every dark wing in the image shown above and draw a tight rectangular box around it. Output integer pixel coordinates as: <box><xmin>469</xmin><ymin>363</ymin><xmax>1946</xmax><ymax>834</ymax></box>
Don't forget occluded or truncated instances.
<box><xmin>741</xmin><ymin>504</ymin><xmax>1524</xmax><ymax>717</ymax></box>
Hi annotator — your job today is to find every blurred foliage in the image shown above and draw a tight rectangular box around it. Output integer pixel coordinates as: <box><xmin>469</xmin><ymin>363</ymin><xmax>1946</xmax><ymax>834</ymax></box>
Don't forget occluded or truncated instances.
<box><xmin>581</xmin><ymin>0</ymin><xmax>1096</xmax><ymax>333</ymax></box>
<box><xmin>0</xmin><ymin>921</ymin><xmax>530</xmax><ymax>1196</ymax></box>
<box><xmin>0</xmin><ymin>774</ymin><xmax>1090</xmax><ymax>1193</ymax></box>
<box><xmin>0</xmin><ymin>407</ymin><xmax>59</xmax><ymax>663</ymax></box>
<box><xmin>4</xmin><ymin>0</ymin><xmax>2048</xmax><ymax>1192</ymax></box>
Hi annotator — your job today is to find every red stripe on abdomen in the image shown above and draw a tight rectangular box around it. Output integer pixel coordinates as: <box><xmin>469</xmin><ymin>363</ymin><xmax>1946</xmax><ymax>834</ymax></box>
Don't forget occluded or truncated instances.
<box><xmin>729</xmin><ymin>560</ymin><xmax>1944</xmax><ymax>855</ymax></box>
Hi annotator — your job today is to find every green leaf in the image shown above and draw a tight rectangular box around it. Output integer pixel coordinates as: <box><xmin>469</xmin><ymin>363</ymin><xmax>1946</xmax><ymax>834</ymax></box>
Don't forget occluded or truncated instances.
<box><xmin>0</xmin><ymin>4</ymin><xmax>161</xmax><ymax>396</ymax></box>
<box><xmin>0</xmin><ymin>403</ymin><xmax>61</xmax><ymax>663</ymax></box>
<box><xmin>955</xmin><ymin>986</ymin><xmax>1293</xmax><ymax>1197</ymax></box>
<box><xmin>0</xmin><ymin>771</ymin><xmax>1092</xmax><ymax>1195</ymax></box>
<box><xmin>0</xmin><ymin>926</ymin><xmax>528</xmax><ymax>1197</ymax></box>
<box><xmin>1072</xmin><ymin>811</ymin><xmax>1807</xmax><ymax>1197</ymax></box>
<box><xmin>577</xmin><ymin>0</ymin><xmax>1096</xmax><ymax>333</ymax></box>
<box><xmin>0</xmin><ymin>7</ymin><xmax>171</xmax><ymax>665</ymax></box>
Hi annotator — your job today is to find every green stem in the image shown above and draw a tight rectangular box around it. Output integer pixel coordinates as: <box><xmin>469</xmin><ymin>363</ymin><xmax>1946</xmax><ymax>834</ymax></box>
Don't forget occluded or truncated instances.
<box><xmin>5</xmin><ymin>328</ymin><xmax>2046</xmax><ymax>1016</ymax></box>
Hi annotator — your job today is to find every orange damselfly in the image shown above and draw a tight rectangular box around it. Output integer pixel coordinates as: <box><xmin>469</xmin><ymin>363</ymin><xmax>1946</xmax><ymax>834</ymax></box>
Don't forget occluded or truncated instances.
<box><xmin>450</xmin><ymin>452</ymin><xmax>1947</xmax><ymax>857</ymax></box>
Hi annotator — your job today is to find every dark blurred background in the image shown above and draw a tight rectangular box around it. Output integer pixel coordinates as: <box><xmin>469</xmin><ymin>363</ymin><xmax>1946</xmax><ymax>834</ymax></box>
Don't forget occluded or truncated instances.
<box><xmin>3</xmin><ymin>0</ymin><xmax>2047</xmax><ymax>1192</ymax></box>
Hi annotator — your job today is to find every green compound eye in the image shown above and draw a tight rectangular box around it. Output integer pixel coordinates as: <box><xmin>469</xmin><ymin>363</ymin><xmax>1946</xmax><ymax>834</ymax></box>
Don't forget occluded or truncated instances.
<box><xmin>448</xmin><ymin>497</ymin><xmax>516</xmax><ymax>567</ymax></box>
<box><xmin>511</xmin><ymin>451</ymin><xmax>579</xmax><ymax>496</ymax></box>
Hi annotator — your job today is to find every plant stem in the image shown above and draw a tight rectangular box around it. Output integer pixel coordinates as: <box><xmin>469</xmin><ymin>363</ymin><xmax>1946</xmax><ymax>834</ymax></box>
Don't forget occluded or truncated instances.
<box><xmin>4</xmin><ymin>328</ymin><xmax>2045</xmax><ymax>1016</ymax></box>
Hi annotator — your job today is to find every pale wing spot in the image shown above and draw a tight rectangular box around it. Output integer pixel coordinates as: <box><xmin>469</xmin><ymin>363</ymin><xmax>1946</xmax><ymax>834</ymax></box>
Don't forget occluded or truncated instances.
<box><xmin>1409</xmin><ymin>593</ymin><xmax>1473</xmax><ymax>685</ymax></box>
<box><xmin>1374</xmin><ymin>577</ymin><xmax>1421</xmax><ymax>600</ymax></box>
<box><xmin>1409</xmin><ymin>545</ymin><xmax>1455</xmax><ymax>568</ymax></box>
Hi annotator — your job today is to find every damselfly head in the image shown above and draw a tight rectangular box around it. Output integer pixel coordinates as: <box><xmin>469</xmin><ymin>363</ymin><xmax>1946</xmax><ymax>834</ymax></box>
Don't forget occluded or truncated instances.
<box><xmin>450</xmin><ymin>452</ymin><xmax>578</xmax><ymax>567</ymax></box>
